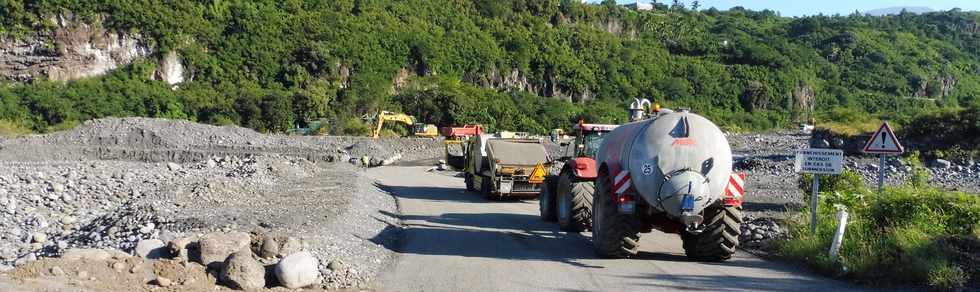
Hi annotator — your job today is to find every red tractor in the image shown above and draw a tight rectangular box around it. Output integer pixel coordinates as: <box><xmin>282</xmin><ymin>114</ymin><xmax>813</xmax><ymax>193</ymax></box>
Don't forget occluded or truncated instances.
<box><xmin>539</xmin><ymin>122</ymin><xmax>618</xmax><ymax>232</ymax></box>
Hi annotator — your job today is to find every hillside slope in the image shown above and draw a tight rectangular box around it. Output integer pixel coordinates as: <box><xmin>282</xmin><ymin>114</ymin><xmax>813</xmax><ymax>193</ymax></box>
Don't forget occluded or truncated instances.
<box><xmin>1</xmin><ymin>1</ymin><xmax>979</xmax><ymax>134</ymax></box>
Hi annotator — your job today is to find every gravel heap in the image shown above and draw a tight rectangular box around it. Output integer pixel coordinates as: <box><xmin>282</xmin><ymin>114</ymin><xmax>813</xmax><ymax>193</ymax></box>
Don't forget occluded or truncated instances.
<box><xmin>0</xmin><ymin>117</ymin><xmax>445</xmax><ymax>165</ymax></box>
<box><xmin>0</xmin><ymin>154</ymin><xmax>397</xmax><ymax>289</ymax></box>
<box><xmin>0</xmin><ymin>118</ymin><xmax>417</xmax><ymax>290</ymax></box>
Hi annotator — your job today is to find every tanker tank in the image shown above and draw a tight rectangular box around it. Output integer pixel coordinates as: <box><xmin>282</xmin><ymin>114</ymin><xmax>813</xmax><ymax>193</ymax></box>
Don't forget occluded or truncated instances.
<box><xmin>592</xmin><ymin>108</ymin><xmax>744</xmax><ymax>261</ymax></box>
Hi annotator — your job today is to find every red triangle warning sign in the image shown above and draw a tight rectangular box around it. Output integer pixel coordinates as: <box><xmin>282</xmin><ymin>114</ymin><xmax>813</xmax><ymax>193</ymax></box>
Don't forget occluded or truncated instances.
<box><xmin>863</xmin><ymin>122</ymin><xmax>904</xmax><ymax>154</ymax></box>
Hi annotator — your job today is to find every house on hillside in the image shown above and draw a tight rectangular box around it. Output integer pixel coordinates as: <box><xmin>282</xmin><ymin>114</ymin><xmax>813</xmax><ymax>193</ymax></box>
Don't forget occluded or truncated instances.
<box><xmin>622</xmin><ymin>1</ymin><xmax>654</xmax><ymax>11</ymax></box>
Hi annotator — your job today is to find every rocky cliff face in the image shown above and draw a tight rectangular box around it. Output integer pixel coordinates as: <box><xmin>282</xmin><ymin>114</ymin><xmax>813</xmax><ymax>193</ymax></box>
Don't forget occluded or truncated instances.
<box><xmin>0</xmin><ymin>14</ymin><xmax>184</xmax><ymax>86</ymax></box>
<box><xmin>0</xmin><ymin>15</ymin><xmax>151</xmax><ymax>82</ymax></box>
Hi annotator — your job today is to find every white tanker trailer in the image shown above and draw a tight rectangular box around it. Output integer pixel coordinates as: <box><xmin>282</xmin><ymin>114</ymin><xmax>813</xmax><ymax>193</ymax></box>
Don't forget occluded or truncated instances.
<box><xmin>592</xmin><ymin>108</ymin><xmax>745</xmax><ymax>261</ymax></box>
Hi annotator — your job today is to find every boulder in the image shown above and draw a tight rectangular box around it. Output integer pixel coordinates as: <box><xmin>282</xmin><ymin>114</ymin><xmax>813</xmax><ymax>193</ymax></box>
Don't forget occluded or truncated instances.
<box><xmin>155</xmin><ymin>276</ymin><xmax>173</xmax><ymax>287</ymax></box>
<box><xmin>258</xmin><ymin>234</ymin><xmax>303</xmax><ymax>259</ymax></box>
<box><xmin>168</xmin><ymin>237</ymin><xmax>195</xmax><ymax>262</ymax></box>
<box><xmin>933</xmin><ymin>159</ymin><xmax>952</xmax><ymax>169</ymax></box>
<box><xmin>135</xmin><ymin>239</ymin><xmax>166</xmax><ymax>259</ymax></box>
<box><xmin>198</xmin><ymin>232</ymin><xmax>250</xmax><ymax>269</ymax></box>
<box><xmin>274</xmin><ymin>251</ymin><xmax>319</xmax><ymax>289</ymax></box>
<box><xmin>219</xmin><ymin>251</ymin><xmax>266</xmax><ymax>290</ymax></box>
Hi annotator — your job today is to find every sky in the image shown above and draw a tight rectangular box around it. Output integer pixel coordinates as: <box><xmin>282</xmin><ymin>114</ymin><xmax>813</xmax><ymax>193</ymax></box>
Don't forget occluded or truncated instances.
<box><xmin>588</xmin><ymin>0</ymin><xmax>980</xmax><ymax>17</ymax></box>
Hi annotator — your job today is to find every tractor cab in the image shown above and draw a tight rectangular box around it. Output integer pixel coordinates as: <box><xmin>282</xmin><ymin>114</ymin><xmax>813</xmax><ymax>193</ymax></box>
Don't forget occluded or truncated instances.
<box><xmin>565</xmin><ymin>123</ymin><xmax>618</xmax><ymax>158</ymax></box>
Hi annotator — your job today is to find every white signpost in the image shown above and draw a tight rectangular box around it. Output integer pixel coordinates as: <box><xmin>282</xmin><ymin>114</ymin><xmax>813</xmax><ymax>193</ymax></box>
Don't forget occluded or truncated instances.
<box><xmin>795</xmin><ymin>148</ymin><xmax>844</xmax><ymax>235</ymax></box>
<box><xmin>862</xmin><ymin>121</ymin><xmax>904</xmax><ymax>194</ymax></box>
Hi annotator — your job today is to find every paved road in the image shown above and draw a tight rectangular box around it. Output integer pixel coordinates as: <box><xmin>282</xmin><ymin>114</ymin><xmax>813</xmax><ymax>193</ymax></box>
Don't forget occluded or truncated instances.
<box><xmin>367</xmin><ymin>166</ymin><xmax>860</xmax><ymax>292</ymax></box>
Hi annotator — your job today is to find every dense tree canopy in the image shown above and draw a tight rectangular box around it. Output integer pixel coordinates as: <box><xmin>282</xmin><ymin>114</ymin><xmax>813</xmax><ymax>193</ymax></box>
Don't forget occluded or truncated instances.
<box><xmin>1</xmin><ymin>0</ymin><xmax>978</xmax><ymax>134</ymax></box>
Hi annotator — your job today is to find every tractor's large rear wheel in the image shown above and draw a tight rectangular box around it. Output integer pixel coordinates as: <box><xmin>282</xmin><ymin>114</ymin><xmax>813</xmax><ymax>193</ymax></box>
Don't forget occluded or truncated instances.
<box><xmin>592</xmin><ymin>169</ymin><xmax>641</xmax><ymax>258</ymax></box>
<box><xmin>539</xmin><ymin>178</ymin><xmax>557</xmax><ymax>222</ymax></box>
<box><xmin>681</xmin><ymin>206</ymin><xmax>742</xmax><ymax>261</ymax></box>
<box><xmin>557</xmin><ymin>173</ymin><xmax>594</xmax><ymax>232</ymax></box>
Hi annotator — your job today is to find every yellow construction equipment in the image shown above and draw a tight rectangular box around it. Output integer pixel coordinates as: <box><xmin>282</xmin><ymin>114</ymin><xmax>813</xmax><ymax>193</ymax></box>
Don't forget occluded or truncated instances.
<box><xmin>371</xmin><ymin>111</ymin><xmax>438</xmax><ymax>138</ymax></box>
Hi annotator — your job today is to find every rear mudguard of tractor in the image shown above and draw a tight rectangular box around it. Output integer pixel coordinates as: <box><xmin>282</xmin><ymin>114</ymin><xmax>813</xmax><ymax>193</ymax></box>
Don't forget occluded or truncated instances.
<box><xmin>564</xmin><ymin>157</ymin><xmax>597</xmax><ymax>180</ymax></box>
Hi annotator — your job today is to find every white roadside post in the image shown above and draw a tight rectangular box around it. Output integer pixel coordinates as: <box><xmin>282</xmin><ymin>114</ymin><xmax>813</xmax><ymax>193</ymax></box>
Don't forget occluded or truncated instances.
<box><xmin>795</xmin><ymin>148</ymin><xmax>844</xmax><ymax>235</ymax></box>
<box><xmin>829</xmin><ymin>209</ymin><xmax>849</xmax><ymax>260</ymax></box>
<box><xmin>862</xmin><ymin>121</ymin><xmax>904</xmax><ymax>194</ymax></box>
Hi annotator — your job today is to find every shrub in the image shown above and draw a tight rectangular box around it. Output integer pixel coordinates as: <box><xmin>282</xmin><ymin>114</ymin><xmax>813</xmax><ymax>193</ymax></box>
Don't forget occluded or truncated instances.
<box><xmin>928</xmin><ymin>263</ymin><xmax>968</xmax><ymax>290</ymax></box>
<box><xmin>342</xmin><ymin>118</ymin><xmax>372</xmax><ymax>136</ymax></box>
<box><xmin>777</xmin><ymin>184</ymin><xmax>980</xmax><ymax>289</ymax></box>
<box><xmin>905</xmin><ymin>151</ymin><xmax>930</xmax><ymax>188</ymax></box>
<box><xmin>799</xmin><ymin>169</ymin><xmax>866</xmax><ymax>194</ymax></box>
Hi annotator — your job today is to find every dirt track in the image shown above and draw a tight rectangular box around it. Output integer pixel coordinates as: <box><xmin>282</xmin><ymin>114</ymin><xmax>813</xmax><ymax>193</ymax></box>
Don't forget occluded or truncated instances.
<box><xmin>367</xmin><ymin>166</ymin><xmax>861</xmax><ymax>291</ymax></box>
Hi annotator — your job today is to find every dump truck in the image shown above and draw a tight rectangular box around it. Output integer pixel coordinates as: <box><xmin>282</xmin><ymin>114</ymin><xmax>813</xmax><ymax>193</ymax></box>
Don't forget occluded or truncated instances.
<box><xmin>443</xmin><ymin>125</ymin><xmax>484</xmax><ymax>170</ymax></box>
<box><xmin>539</xmin><ymin>122</ymin><xmax>618</xmax><ymax>232</ymax></box>
<box><xmin>464</xmin><ymin>135</ymin><xmax>549</xmax><ymax>199</ymax></box>
<box><xmin>591</xmin><ymin>108</ymin><xmax>745</xmax><ymax>261</ymax></box>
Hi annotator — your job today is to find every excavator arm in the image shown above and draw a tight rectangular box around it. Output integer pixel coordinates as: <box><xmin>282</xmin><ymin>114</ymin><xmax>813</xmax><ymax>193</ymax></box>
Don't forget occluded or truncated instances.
<box><xmin>373</xmin><ymin>111</ymin><xmax>416</xmax><ymax>138</ymax></box>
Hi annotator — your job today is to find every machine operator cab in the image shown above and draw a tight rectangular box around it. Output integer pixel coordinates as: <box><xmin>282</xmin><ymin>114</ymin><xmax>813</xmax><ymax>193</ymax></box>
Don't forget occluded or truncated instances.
<box><xmin>563</xmin><ymin>123</ymin><xmax>618</xmax><ymax>159</ymax></box>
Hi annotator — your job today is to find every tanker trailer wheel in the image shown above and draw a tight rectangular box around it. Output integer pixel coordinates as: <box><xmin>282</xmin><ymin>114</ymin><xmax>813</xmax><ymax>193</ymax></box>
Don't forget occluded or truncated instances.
<box><xmin>592</xmin><ymin>170</ymin><xmax>641</xmax><ymax>258</ymax></box>
<box><xmin>538</xmin><ymin>178</ymin><xmax>557</xmax><ymax>222</ymax></box>
<box><xmin>681</xmin><ymin>206</ymin><xmax>742</xmax><ymax>261</ymax></box>
<box><xmin>557</xmin><ymin>173</ymin><xmax>594</xmax><ymax>232</ymax></box>
<box><xmin>464</xmin><ymin>173</ymin><xmax>475</xmax><ymax>192</ymax></box>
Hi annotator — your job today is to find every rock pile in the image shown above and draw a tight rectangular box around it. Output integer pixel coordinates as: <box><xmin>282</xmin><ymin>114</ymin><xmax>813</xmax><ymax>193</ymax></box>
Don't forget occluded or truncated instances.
<box><xmin>739</xmin><ymin>216</ymin><xmax>785</xmax><ymax>249</ymax></box>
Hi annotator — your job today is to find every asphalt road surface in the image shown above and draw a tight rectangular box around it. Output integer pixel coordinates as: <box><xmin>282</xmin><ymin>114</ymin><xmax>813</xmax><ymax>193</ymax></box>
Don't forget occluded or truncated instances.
<box><xmin>367</xmin><ymin>166</ymin><xmax>861</xmax><ymax>292</ymax></box>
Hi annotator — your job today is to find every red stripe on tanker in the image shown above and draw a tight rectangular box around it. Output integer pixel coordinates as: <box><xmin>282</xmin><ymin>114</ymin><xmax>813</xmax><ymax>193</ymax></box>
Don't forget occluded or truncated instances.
<box><xmin>613</xmin><ymin>171</ymin><xmax>632</xmax><ymax>195</ymax></box>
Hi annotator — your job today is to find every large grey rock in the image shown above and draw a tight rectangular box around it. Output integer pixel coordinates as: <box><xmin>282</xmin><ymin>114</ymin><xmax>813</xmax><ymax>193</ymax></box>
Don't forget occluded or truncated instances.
<box><xmin>135</xmin><ymin>239</ymin><xmax>165</xmax><ymax>259</ymax></box>
<box><xmin>198</xmin><ymin>232</ymin><xmax>251</xmax><ymax>269</ymax></box>
<box><xmin>219</xmin><ymin>251</ymin><xmax>266</xmax><ymax>290</ymax></box>
<box><xmin>259</xmin><ymin>234</ymin><xmax>303</xmax><ymax>259</ymax></box>
<box><xmin>934</xmin><ymin>159</ymin><xmax>952</xmax><ymax>169</ymax></box>
<box><xmin>274</xmin><ymin>251</ymin><xmax>319</xmax><ymax>289</ymax></box>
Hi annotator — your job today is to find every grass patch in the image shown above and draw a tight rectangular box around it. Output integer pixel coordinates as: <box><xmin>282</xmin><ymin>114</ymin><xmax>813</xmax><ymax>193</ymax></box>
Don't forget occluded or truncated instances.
<box><xmin>778</xmin><ymin>170</ymin><xmax>980</xmax><ymax>289</ymax></box>
<box><xmin>814</xmin><ymin>107</ymin><xmax>886</xmax><ymax>136</ymax></box>
<box><xmin>44</xmin><ymin>120</ymin><xmax>80</xmax><ymax>133</ymax></box>
<box><xmin>0</xmin><ymin>120</ymin><xmax>33</xmax><ymax>136</ymax></box>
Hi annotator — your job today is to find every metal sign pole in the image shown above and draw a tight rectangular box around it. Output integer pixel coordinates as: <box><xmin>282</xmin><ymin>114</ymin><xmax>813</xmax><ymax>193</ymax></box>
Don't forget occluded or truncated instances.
<box><xmin>878</xmin><ymin>153</ymin><xmax>885</xmax><ymax>194</ymax></box>
<box><xmin>810</xmin><ymin>175</ymin><xmax>820</xmax><ymax>235</ymax></box>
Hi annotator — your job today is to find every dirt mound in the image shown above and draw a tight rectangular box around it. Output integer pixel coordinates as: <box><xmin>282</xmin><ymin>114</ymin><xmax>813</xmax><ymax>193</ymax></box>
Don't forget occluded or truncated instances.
<box><xmin>18</xmin><ymin>117</ymin><xmax>265</xmax><ymax>149</ymax></box>
<box><xmin>0</xmin><ymin>117</ymin><xmax>446</xmax><ymax>164</ymax></box>
<box><xmin>3</xmin><ymin>256</ymin><xmax>214</xmax><ymax>291</ymax></box>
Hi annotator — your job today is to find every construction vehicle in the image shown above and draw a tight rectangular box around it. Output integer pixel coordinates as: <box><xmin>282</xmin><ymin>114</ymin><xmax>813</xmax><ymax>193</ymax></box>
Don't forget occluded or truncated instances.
<box><xmin>464</xmin><ymin>134</ymin><xmax>549</xmax><ymax>199</ymax></box>
<box><xmin>538</xmin><ymin>122</ymin><xmax>618</xmax><ymax>232</ymax></box>
<box><xmin>443</xmin><ymin>125</ymin><xmax>484</xmax><ymax>170</ymax></box>
<box><xmin>590</xmin><ymin>106</ymin><xmax>745</xmax><ymax>261</ymax></box>
<box><xmin>441</xmin><ymin>124</ymin><xmax>484</xmax><ymax>138</ymax></box>
<box><xmin>371</xmin><ymin>111</ymin><xmax>438</xmax><ymax>138</ymax></box>
<box><xmin>289</xmin><ymin>119</ymin><xmax>329</xmax><ymax>136</ymax></box>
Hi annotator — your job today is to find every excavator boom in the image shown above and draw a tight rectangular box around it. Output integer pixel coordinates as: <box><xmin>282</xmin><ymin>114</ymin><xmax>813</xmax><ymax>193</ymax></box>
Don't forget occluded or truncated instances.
<box><xmin>372</xmin><ymin>111</ymin><xmax>436</xmax><ymax>138</ymax></box>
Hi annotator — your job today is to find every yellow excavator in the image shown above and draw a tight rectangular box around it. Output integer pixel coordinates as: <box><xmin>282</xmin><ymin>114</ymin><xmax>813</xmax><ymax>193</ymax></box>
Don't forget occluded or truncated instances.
<box><xmin>372</xmin><ymin>111</ymin><xmax>438</xmax><ymax>138</ymax></box>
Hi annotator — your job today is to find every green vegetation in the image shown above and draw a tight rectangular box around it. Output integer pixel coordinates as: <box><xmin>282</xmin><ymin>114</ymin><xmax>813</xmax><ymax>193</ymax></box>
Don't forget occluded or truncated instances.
<box><xmin>1</xmin><ymin>1</ymin><xmax>979</xmax><ymax>135</ymax></box>
<box><xmin>781</xmin><ymin>170</ymin><xmax>980</xmax><ymax>289</ymax></box>
<box><xmin>0</xmin><ymin>120</ymin><xmax>32</xmax><ymax>136</ymax></box>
